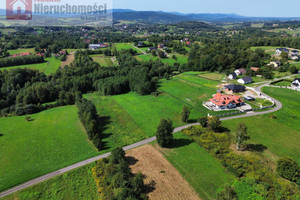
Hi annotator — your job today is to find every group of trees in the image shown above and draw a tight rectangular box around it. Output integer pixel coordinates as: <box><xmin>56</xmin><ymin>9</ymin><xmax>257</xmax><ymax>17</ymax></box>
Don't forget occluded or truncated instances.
<box><xmin>76</xmin><ymin>98</ymin><xmax>101</xmax><ymax>150</ymax></box>
<box><xmin>187</xmin><ymin>42</ymin><xmax>270</xmax><ymax>73</ymax></box>
<box><xmin>0</xmin><ymin>55</ymin><xmax>44</xmax><ymax>68</ymax></box>
<box><xmin>92</xmin><ymin>148</ymin><xmax>146</xmax><ymax>200</ymax></box>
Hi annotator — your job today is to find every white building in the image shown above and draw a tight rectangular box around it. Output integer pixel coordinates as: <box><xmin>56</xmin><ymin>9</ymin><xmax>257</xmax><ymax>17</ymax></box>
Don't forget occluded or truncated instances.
<box><xmin>238</xmin><ymin>77</ymin><xmax>253</xmax><ymax>84</ymax></box>
<box><xmin>292</xmin><ymin>78</ymin><xmax>300</xmax><ymax>89</ymax></box>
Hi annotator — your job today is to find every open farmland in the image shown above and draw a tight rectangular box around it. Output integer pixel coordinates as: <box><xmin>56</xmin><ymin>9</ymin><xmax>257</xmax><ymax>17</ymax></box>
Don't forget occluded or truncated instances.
<box><xmin>127</xmin><ymin>144</ymin><xmax>201</xmax><ymax>200</ymax></box>
<box><xmin>157</xmin><ymin>132</ymin><xmax>235</xmax><ymax>199</ymax></box>
<box><xmin>0</xmin><ymin>56</ymin><xmax>61</xmax><ymax>75</ymax></box>
<box><xmin>2</xmin><ymin>164</ymin><xmax>98</xmax><ymax>200</ymax></box>
<box><xmin>0</xmin><ymin>106</ymin><xmax>98</xmax><ymax>192</ymax></box>
<box><xmin>223</xmin><ymin>87</ymin><xmax>300</xmax><ymax>163</ymax></box>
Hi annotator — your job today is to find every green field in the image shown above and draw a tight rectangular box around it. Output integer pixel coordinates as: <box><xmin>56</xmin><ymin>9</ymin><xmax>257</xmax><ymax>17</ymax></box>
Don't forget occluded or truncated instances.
<box><xmin>157</xmin><ymin>132</ymin><xmax>235</xmax><ymax>199</ymax></box>
<box><xmin>2</xmin><ymin>164</ymin><xmax>98</xmax><ymax>200</ymax></box>
<box><xmin>85</xmin><ymin>94</ymin><xmax>147</xmax><ymax>149</ymax></box>
<box><xmin>272</xmin><ymin>80</ymin><xmax>293</xmax><ymax>87</ymax></box>
<box><xmin>136</xmin><ymin>53</ymin><xmax>188</xmax><ymax>65</ymax></box>
<box><xmin>0</xmin><ymin>106</ymin><xmax>99</xmax><ymax>192</ymax></box>
<box><xmin>109</xmin><ymin>73</ymin><xmax>228</xmax><ymax>137</ymax></box>
<box><xmin>115</xmin><ymin>43</ymin><xmax>136</xmax><ymax>51</ymax></box>
<box><xmin>266</xmin><ymin>28</ymin><xmax>300</xmax><ymax>36</ymax></box>
<box><xmin>223</xmin><ymin>87</ymin><xmax>300</xmax><ymax>163</ymax></box>
<box><xmin>1</xmin><ymin>57</ymin><xmax>61</xmax><ymax>75</ymax></box>
<box><xmin>7</xmin><ymin>48</ymin><xmax>35</xmax><ymax>55</ymax></box>
<box><xmin>90</xmin><ymin>55</ymin><xmax>114</xmax><ymax>67</ymax></box>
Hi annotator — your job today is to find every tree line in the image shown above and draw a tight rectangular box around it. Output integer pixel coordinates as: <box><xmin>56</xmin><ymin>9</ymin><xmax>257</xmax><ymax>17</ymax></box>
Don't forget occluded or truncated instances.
<box><xmin>0</xmin><ymin>55</ymin><xmax>44</xmax><ymax>68</ymax></box>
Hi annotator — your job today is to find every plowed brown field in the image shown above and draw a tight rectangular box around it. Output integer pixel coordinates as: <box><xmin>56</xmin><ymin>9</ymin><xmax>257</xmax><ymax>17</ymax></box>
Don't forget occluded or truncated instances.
<box><xmin>126</xmin><ymin>144</ymin><xmax>200</xmax><ymax>200</ymax></box>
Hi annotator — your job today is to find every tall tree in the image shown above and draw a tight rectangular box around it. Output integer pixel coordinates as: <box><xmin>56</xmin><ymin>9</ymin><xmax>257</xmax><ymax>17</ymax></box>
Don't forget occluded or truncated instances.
<box><xmin>207</xmin><ymin>116</ymin><xmax>221</xmax><ymax>132</ymax></box>
<box><xmin>156</xmin><ymin>118</ymin><xmax>174</xmax><ymax>147</ymax></box>
<box><xmin>235</xmin><ymin>123</ymin><xmax>250</xmax><ymax>151</ymax></box>
<box><xmin>181</xmin><ymin>106</ymin><xmax>190</xmax><ymax>123</ymax></box>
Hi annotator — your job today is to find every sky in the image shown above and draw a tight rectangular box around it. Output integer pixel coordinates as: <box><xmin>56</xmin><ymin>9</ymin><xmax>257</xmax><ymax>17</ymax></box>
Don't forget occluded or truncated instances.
<box><xmin>114</xmin><ymin>0</ymin><xmax>300</xmax><ymax>17</ymax></box>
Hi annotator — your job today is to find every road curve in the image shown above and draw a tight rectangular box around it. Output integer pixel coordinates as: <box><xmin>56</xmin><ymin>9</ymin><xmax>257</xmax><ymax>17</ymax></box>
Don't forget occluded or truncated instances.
<box><xmin>0</xmin><ymin>85</ymin><xmax>282</xmax><ymax>198</ymax></box>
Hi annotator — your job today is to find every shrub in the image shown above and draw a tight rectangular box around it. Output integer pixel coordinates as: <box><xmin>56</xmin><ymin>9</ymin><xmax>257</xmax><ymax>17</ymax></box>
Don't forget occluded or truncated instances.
<box><xmin>276</xmin><ymin>157</ymin><xmax>299</xmax><ymax>182</ymax></box>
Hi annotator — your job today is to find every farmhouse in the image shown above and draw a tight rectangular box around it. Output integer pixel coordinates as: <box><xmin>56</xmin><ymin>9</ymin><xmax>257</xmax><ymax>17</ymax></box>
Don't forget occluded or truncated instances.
<box><xmin>228</xmin><ymin>73</ymin><xmax>237</xmax><ymax>80</ymax></box>
<box><xmin>276</xmin><ymin>48</ymin><xmax>289</xmax><ymax>55</ymax></box>
<box><xmin>234</xmin><ymin>68</ymin><xmax>246</xmax><ymax>76</ymax></box>
<box><xmin>238</xmin><ymin>77</ymin><xmax>253</xmax><ymax>84</ymax></box>
<box><xmin>224</xmin><ymin>84</ymin><xmax>246</xmax><ymax>93</ymax></box>
<box><xmin>292</xmin><ymin>78</ymin><xmax>300</xmax><ymax>88</ymax></box>
<box><xmin>209</xmin><ymin>93</ymin><xmax>244</xmax><ymax>109</ymax></box>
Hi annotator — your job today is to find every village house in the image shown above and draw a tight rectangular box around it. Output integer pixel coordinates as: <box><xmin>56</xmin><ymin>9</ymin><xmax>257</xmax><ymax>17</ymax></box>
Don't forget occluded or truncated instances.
<box><xmin>224</xmin><ymin>84</ymin><xmax>246</xmax><ymax>93</ymax></box>
<box><xmin>238</xmin><ymin>77</ymin><xmax>253</xmax><ymax>84</ymax></box>
<box><xmin>292</xmin><ymin>78</ymin><xmax>300</xmax><ymax>89</ymax></box>
<box><xmin>158</xmin><ymin>44</ymin><xmax>165</xmax><ymax>48</ymax></box>
<box><xmin>234</xmin><ymin>68</ymin><xmax>246</xmax><ymax>76</ymax></box>
<box><xmin>148</xmin><ymin>47</ymin><xmax>157</xmax><ymax>51</ymax></box>
<box><xmin>268</xmin><ymin>61</ymin><xmax>281</xmax><ymax>68</ymax></box>
<box><xmin>209</xmin><ymin>93</ymin><xmax>244</xmax><ymax>109</ymax></box>
<box><xmin>228</xmin><ymin>73</ymin><xmax>238</xmax><ymax>80</ymax></box>
<box><xmin>276</xmin><ymin>48</ymin><xmax>289</xmax><ymax>55</ymax></box>
<box><xmin>251</xmin><ymin>67</ymin><xmax>260</xmax><ymax>72</ymax></box>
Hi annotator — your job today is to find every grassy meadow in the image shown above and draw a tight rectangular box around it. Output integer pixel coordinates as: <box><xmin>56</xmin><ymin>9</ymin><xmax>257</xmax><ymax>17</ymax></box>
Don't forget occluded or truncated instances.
<box><xmin>90</xmin><ymin>55</ymin><xmax>114</xmax><ymax>67</ymax></box>
<box><xmin>7</xmin><ymin>48</ymin><xmax>35</xmax><ymax>55</ymax></box>
<box><xmin>84</xmin><ymin>94</ymin><xmax>147</xmax><ymax>149</ymax></box>
<box><xmin>222</xmin><ymin>87</ymin><xmax>300</xmax><ymax>163</ymax></box>
<box><xmin>2</xmin><ymin>164</ymin><xmax>98</xmax><ymax>200</ymax></box>
<box><xmin>0</xmin><ymin>106</ymin><xmax>99</xmax><ymax>192</ymax></box>
<box><xmin>136</xmin><ymin>53</ymin><xmax>188</xmax><ymax>65</ymax></box>
<box><xmin>1</xmin><ymin>56</ymin><xmax>61</xmax><ymax>75</ymax></box>
<box><xmin>157</xmin><ymin>132</ymin><xmax>235</xmax><ymax>199</ymax></box>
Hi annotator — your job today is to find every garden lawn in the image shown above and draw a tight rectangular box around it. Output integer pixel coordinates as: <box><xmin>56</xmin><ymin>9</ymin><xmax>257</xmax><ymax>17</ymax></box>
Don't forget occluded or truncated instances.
<box><xmin>1</xmin><ymin>57</ymin><xmax>61</xmax><ymax>75</ymax></box>
<box><xmin>2</xmin><ymin>164</ymin><xmax>98</xmax><ymax>200</ymax></box>
<box><xmin>84</xmin><ymin>94</ymin><xmax>147</xmax><ymax>149</ymax></box>
<box><xmin>0</xmin><ymin>106</ymin><xmax>98</xmax><ymax>192</ymax></box>
<box><xmin>222</xmin><ymin>87</ymin><xmax>300</xmax><ymax>163</ymax></box>
<box><xmin>156</xmin><ymin>132</ymin><xmax>235</xmax><ymax>200</ymax></box>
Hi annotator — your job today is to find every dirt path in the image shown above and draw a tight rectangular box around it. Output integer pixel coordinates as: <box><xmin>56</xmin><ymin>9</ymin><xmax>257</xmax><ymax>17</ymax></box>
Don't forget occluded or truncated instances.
<box><xmin>61</xmin><ymin>52</ymin><xmax>75</xmax><ymax>68</ymax></box>
<box><xmin>126</xmin><ymin>145</ymin><xmax>201</xmax><ymax>200</ymax></box>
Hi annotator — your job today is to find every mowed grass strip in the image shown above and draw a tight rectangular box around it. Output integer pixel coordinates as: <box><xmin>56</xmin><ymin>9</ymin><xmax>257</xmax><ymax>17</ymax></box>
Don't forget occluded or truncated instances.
<box><xmin>85</xmin><ymin>93</ymin><xmax>147</xmax><ymax>149</ymax></box>
<box><xmin>157</xmin><ymin>132</ymin><xmax>235</xmax><ymax>200</ymax></box>
<box><xmin>0</xmin><ymin>57</ymin><xmax>61</xmax><ymax>75</ymax></box>
<box><xmin>222</xmin><ymin>87</ymin><xmax>300</xmax><ymax>163</ymax></box>
<box><xmin>0</xmin><ymin>106</ymin><xmax>98</xmax><ymax>192</ymax></box>
<box><xmin>2</xmin><ymin>164</ymin><xmax>98</xmax><ymax>200</ymax></box>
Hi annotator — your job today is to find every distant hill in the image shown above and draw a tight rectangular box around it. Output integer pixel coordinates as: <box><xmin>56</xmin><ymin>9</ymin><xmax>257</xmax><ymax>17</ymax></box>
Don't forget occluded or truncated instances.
<box><xmin>113</xmin><ymin>11</ymin><xmax>191</xmax><ymax>24</ymax></box>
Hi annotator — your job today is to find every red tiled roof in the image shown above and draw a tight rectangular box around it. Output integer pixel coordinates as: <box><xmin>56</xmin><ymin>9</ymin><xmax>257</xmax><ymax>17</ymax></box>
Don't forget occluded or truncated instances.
<box><xmin>251</xmin><ymin>67</ymin><xmax>259</xmax><ymax>72</ymax></box>
<box><xmin>209</xmin><ymin>93</ymin><xmax>243</xmax><ymax>107</ymax></box>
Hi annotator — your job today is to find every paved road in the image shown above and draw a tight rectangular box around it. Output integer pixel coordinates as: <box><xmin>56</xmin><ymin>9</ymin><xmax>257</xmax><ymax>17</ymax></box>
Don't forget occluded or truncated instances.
<box><xmin>0</xmin><ymin>84</ymin><xmax>283</xmax><ymax>198</ymax></box>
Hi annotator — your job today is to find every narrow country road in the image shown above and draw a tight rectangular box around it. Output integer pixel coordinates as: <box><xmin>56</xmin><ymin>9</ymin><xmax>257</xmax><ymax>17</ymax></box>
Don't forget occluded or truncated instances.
<box><xmin>0</xmin><ymin>84</ymin><xmax>283</xmax><ymax>198</ymax></box>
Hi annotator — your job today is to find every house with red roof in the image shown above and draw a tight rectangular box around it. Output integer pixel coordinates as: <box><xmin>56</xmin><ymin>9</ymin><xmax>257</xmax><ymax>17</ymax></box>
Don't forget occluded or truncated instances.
<box><xmin>209</xmin><ymin>93</ymin><xmax>244</xmax><ymax>109</ymax></box>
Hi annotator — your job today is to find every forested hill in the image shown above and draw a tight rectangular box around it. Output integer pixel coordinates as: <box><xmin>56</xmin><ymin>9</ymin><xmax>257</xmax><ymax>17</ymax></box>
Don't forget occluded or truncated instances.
<box><xmin>113</xmin><ymin>11</ymin><xmax>191</xmax><ymax>24</ymax></box>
